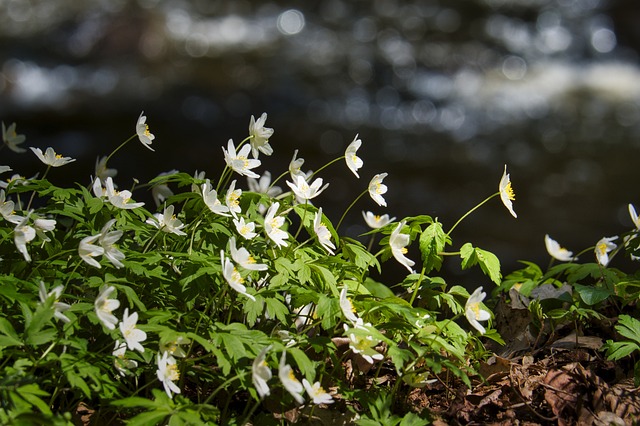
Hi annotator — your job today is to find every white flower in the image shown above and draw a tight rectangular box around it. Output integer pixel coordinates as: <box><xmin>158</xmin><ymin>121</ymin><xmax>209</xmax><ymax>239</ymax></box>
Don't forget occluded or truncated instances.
<box><xmin>38</xmin><ymin>281</ymin><xmax>71</xmax><ymax>323</ymax></box>
<box><xmin>157</xmin><ymin>351</ymin><xmax>181</xmax><ymax>398</ymax></box>
<box><xmin>278</xmin><ymin>352</ymin><xmax>304</xmax><ymax>404</ymax></box>
<box><xmin>191</xmin><ymin>170</ymin><xmax>206</xmax><ymax>193</ymax></box>
<box><xmin>344</xmin><ymin>325</ymin><xmax>384</xmax><ymax>364</ymax></box>
<box><xmin>303</xmin><ymin>379</ymin><xmax>334</xmax><ymax>405</ymax></box>
<box><xmin>368</xmin><ymin>173</ymin><xmax>388</xmax><ymax>207</ymax></box>
<box><xmin>119</xmin><ymin>308</ymin><xmax>147</xmax><ymax>353</ymax></box>
<box><xmin>340</xmin><ymin>287</ymin><xmax>359</xmax><ymax>324</ymax></box>
<box><xmin>95</xmin><ymin>177</ymin><xmax>144</xmax><ymax>209</ymax></box>
<box><xmin>2</xmin><ymin>122</ymin><xmax>26</xmax><ymax>153</ymax></box>
<box><xmin>0</xmin><ymin>173</ymin><xmax>33</xmax><ymax>190</ymax></box>
<box><xmin>136</xmin><ymin>111</ymin><xmax>155</xmax><ymax>151</ymax></box>
<box><xmin>14</xmin><ymin>216</ymin><xmax>36</xmax><ymax>262</ymax></box>
<box><xmin>151</xmin><ymin>170</ymin><xmax>177</xmax><ymax>208</ymax></box>
<box><xmin>201</xmin><ymin>179</ymin><xmax>231</xmax><ymax>217</ymax></box>
<box><xmin>233</xmin><ymin>216</ymin><xmax>257</xmax><ymax>240</ymax></box>
<box><xmin>544</xmin><ymin>234</ymin><xmax>577</xmax><ymax>262</ymax></box>
<box><xmin>629</xmin><ymin>204</ymin><xmax>640</xmax><ymax>230</ymax></box>
<box><xmin>313</xmin><ymin>208</ymin><xmax>335</xmax><ymax>255</ymax></box>
<box><xmin>389</xmin><ymin>221</ymin><xmax>415</xmax><ymax>273</ymax></box>
<box><xmin>289</xmin><ymin>150</ymin><xmax>306</xmax><ymax>180</ymax></box>
<box><xmin>249</xmin><ymin>113</ymin><xmax>274</xmax><ymax>159</ymax></box>
<box><xmin>465</xmin><ymin>287</ymin><xmax>491</xmax><ymax>335</ymax></box>
<box><xmin>34</xmin><ymin>218</ymin><xmax>55</xmax><ymax>242</ymax></box>
<box><xmin>345</xmin><ymin>134</ymin><xmax>363</xmax><ymax>178</ymax></box>
<box><xmin>223</xmin><ymin>139</ymin><xmax>261</xmax><ymax>178</ymax></box>
<box><xmin>95</xmin><ymin>156</ymin><xmax>117</xmax><ymax>182</ymax></box>
<box><xmin>247</xmin><ymin>170</ymin><xmax>282</xmax><ymax>197</ymax></box>
<box><xmin>230</xmin><ymin>237</ymin><xmax>267</xmax><ymax>271</ymax></box>
<box><xmin>0</xmin><ymin>189</ymin><xmax>23</xmax><ymax>224</ymax></box>
<box><xmin>146</xmin><ymin>204</ymin><xmax>187</xmax><ymax>236</ymax></box>
<box><xmin>225</xmin><ymin>180</ymin><xmax>242</xmax><ymax>219</ymax></box>
<box><xmin>159</xmin><ymin>336</ymin><xmax>191</xmax><ymax>358</ymax></box>
<box><xmin>79</xmin><ymin>234</ymin><xmax>104</xmax><ymax>268</ymax></box>
<box><xmin>499</xmin><ymin>165</ymin><xmax>517</xmax><ymax>219</ymax></box>
<box><xmin>362</xmin><ymin>211</ymin><xmax>395</xmax><ymax>229</ymax></box>
<box><xmin>252</xmin><ymin>345</ymin><xmax>273</xmax><ymax>398</ymax></box>
<box><xmin>264</xmin><ymin>202</ymin><xmax>289</xmax><ymax>248</ymax></box>
<box><xmin>95</xmin><ymin>286</ymin><xmax>120</xmax><ymax>330</ymax></box>
<box><xmin>0</xmin><ymin>165</ymin><xmax>11</xmax><ymax>174</ymax></box>
<box><xmin>99</xmin><ymin>219</ymin><xmax>125</xmax><ymax>268</ymax></box>
<box><xmin>595</xmin><ymin>236</ymin><xmax>617</xmax><ymax>267</ymax></box>
<box><xmin>113</xmin><ymin>340</ymin><xmax>137</xmax><ymax>376</ymax></box>
<box><xmin>221</xmin><ymin>250</ymin><xmax>256</xmax><ymax>301</ymax></box>
<box><xmin>286</xmin><ymin>175</ymin><xmax>329</xmax><ymax>202</ymax></box>
<box><xmin>30</xmin><ymin>147</ymin><xmax>76</xmax><ymax>167</ymax></box>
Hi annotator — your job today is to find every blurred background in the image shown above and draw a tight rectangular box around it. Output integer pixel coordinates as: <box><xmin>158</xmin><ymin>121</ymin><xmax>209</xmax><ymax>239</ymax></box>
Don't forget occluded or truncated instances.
<box><xmin>2</xmin><ymin>0</ymin><xmax>640</xmax><ymax>283</ymax></box>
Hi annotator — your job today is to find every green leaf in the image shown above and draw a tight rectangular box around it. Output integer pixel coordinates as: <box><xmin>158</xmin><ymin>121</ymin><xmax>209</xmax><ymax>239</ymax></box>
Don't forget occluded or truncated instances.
<box><xmin>126</xmin><ymin>411</ymin><xmax>170</xmax><ymax>426</ymax></box>
<box><xmin>604</xmin><ymin>340</ymin><xmax>640</xmax><ymax>361</ymax></box>
<box><xmin>317</xmin><ymin>294</ymin><xmax>340</xmax><ymax>330</ymax></box>
<box><xmin>615</xmin><ymin>315</ymin><xmax>640</xmax><ymax>345</ymax></box>
<box><xmin>265</xmin><ymin>297</ymin><xmax>288</xmax><ymax>324</ymax></box>
<box><xmin>573</xmin><ymin>284</ymin><xmax>613</xmax><ymax>306</ymax></box>
<box><xmin>0</xmin><ymin>317</ymin><xmax>22</xmax><ymax>347</ymax></box>
<box><xmin>288</xmin><ymin>347</ymin><xmax>315</xmax><ymax>379</ymax></box>
<box><xmin>460</xmin><ymin>243</ymin><xmax>501</xmax><ymax>284</ymax></box>
<box><xmin>419</xmin><ymin>221</ymin><xmax>447</xmax><ymax>273</ymax></box>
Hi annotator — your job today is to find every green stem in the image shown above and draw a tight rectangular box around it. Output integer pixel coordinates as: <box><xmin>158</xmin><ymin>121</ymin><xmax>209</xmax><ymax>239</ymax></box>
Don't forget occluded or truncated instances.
<box><xmin>26</xmin><ymin>165</ymin><xmax>51</xmax><ymax>211</ymax></box>
<box><xmin>336</xmin><ymin>190</ymin><xmax>368</xmax><ymax>231</ymax></box>
<box><xmin>104</xmin><ymin>134</ymin><xmax>137</xmax><ymax>166</ymax></box>
<box><xmin>408</xmin><ymin>265</ymin><xmax>427</xmax><ymax>306</ymax></box>
<box><xmin>309</xmin><ymin>156</ymin><xmax>344</xmax><ymax>179</ymax></box>
<box><xmin>446</xmin><ymin>192</ymin><xmax>499</xmax><ymax>237</ymax></box>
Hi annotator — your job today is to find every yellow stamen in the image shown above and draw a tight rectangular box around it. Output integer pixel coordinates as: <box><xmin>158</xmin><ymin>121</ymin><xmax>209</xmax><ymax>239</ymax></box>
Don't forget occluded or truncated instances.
<box><xmin>505</xmin><ymin>182</ymin><xmax>515</xmax><ymax>201</ymax></box>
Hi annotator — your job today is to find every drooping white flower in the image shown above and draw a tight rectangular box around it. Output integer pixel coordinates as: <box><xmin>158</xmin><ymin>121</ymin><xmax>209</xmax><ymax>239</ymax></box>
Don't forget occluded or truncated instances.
<box><xmin>278</xmin><ymin>351</ymin><xmax>305</xmax><ymax>404</ymax></box>
<box><xmin>95</xmin><ymin>156</ymin><xmax>117</xmax><ymax>182</ymax></box>
<box><xmin>465</xmin><ymin>287</ymin><xmax>491</xmax><ymax>335</ymax></box>
<box><xmin>99</xmin><ymin>219</ymin><xmax>125</xmax><ymax>269</ymax></box>
<box><xmin>79</xmin><ymin>234</ymin><xmax>104</xmax><ymax>268</ymax></box>
<box><xmin>95</xmin><ymin>177</ymin><xmax>145</xmax><ymax>209</ymax></box>
<box><xmin>113</xmin><ymin>340</ymin><xmax>138</xmax><ymax>376</ymax></box>
<box><xmin>362</xmin><ymin>211</ymin><xmax>396</xmax><ymax>229</ymax></box>
<box><xmin>95</xmin><ymin>286</ymin><xmax>120</xmax><ymax>330</ymax></box>
<box><xmin>159</xmin><ymin>336</ymin><xmax>191</xmax><ymax>358</ymax></box>
<box><xmin>223</xmin><ymin>139</ymin><xmax>261</xmax><ymax>178</ymax></box>
<box><xmin>201</xmin><ymin>179</ymin><xmax>231</xmax><ymax>217</ymax></box>
<box><xmin>264</xmin><ymin>202</ymin><xmax>289</xmax><ymax>248</ymax></box>
<box><xmin>136</xmin><ymin>111</ymin><xmax>155</xmax><ymax>151</ymax></box>
<box><xmin>156</xmin><ymin>351</ymin><xmax>181</xmax><ymax>398</ymax></box>
<box><xmin>344</xmin><ymin>324</ymin><xmax>384</xmax><ymax>364</ymax></box>
<box><xmin>252</xmin><ymin>345</ymin><xmax>273</xmax><ymax>398</ymax></box>
<box><xmin>629</xmin><ymin>204</ymin><xmax>640</xmax><ymax>230</ymax></box>
<box><xmin>14</xmin><ymin>216</ymin><xmax>36</xmax><ymax>262</ymax></box>
<box><xmin>2</xmin><ymin>122</ymin><xmax>27</xmax><ymax>153</ymax></box>
<box><xmin>340</xmin><ymin>287</ymin><xmax>359</xmax><ymax>325</ymax></box>
<box><xmin>345</xmin><ymin>134</ymin><xmax>363</xmax><ymax>178</ymax></box>
<box><xmin>544</xmin><ymin>234</ymin><xmax>577</xmax><ymax>262</ymax></box>
<box><xmin>499</xmin><ymin>165</ymin><xmax>517</xmax><ymax>219</ymax></box>
<box><xmin>221</xmin><ymin>250</ymin><xmax>256</xmax><ymax>301</ymax></box>
<box><xmin>146</xmin><ymin>204</ymin><xmax>187</xmax><ymax>236</ymax></box>
<box><xmin>286</xmin><ymin>175</ymin><xmax>329</xmax><ymax>202</ymax></box>
<box><xmin>0</xmin><ymin>189</ymin><xmax>22</xmax><ymax>225</ymax></box>
<box><xmin>249</xmin><ymin>112</ymin><xmax>274</xmax><ymax>159</ymax></box>
<box><xmin>191</xmin><ymin>170</ymin><xmax>206</xmax><ymax>193</ymax></box>
<box><xmin>313</xmin><ymin>208</ymin><xmax>335</xmax><ymax>255</ymax></box>
<box><xmin>595</xmin><ymin>236</ymin><xmax>617</xmax><ymax>267</ymax></box>
<box><xmin>289</xmin><ymin>150</ymin><xmax>306</xmax><ymax>180</ymax></box>
<box><xmin>30</xmin><ymin>147</ymin><xmax>76</xmax><ymax>167</ymax></box>
<box><xmin>120</xmin><ymin>308</ymin><xmax>147</xmax><ymax>353</ymax></box>
<box><xmin>389</xmin><ymin>221</ymin><xmax>415</xmax><ymax>273</ymax></box>
<box><xmin>229</xmin><ymin>237</ymin><xmax>267</xmax><ymax>271</ymax></box>
<box><xmin>38</xmin><ymin>281</ymin><xmax>71</xmax><ymax>323</ymax></box>
<box><xmin>225</xmin><ymin>180</ymin><xmax>242</xmax><ymax>219</ymax></box>
<box><xmin>368</xmin><ymin>173</ymin><xmax>388</xmax><ymax>207</ymax></box>
<box><xmin>233</xmin><ymin>216</ymin><xmax>258</xmax><ymax>240</ymax></box>
<box><xmin>33</xmin><ymin>218</ymin><xmax>55</xmax><ymax>242</ymax></box>
<box><xmin>302</xmin><ymin>379</ymin><xmax>334</xmax><ymax>405</ymax></box>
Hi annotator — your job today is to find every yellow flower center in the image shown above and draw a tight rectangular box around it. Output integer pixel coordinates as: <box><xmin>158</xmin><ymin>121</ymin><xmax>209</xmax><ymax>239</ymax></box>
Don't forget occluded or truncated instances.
<box><xmin>375</xmin><ymin>183</ymin><xmax>383</xmax><ymax>194</ymax></box>
<box><xmin>400</xmin><ymin>247</ymin><xmax>408</xmax><ymax>254</ymax></box>
<box><xmin>228</xmin><ymin>192</ymin><xmax>240</xmax><ymax>207</ymax></box>
<box><xmin>232</xmin><ymin>268</ymin><xmax>244</xmax><ymax>284</ymax></box>
<box><xmin>597</xmin><ymin>242</ymin><xmax>608</xmax><ymax>255</ymax></box>
<box><xmin>167</xmin><ymin>363</ymin><xmax>180</xmax><ymax>381</ymax></box>
<box><xmin>504</xmin><ymin>182</ymin><xmax>515</xmax><ymax>201</ymax></box>
<box><xmin>55</xmin><ymin>154</ymin><xmax>63</xmax><ymax>160</ymax></box>
<box><xmin>247</xmin><ymin>256</ymin><xmax>256</xmax><ymax>264</ymax></box>
<box><xmin>288</xmin><ymin>370</ymin><xmax>300</xmax><ymax>384</ymax></box>
<box><xmin>469</xmin><ymin>303</ymin><xmax>481</xmax><ymax>318</ymax></box>
<box><xmin>144</xmin><ymin>125</ymin><xmax>152</xmax><ymax>138</ymax></box>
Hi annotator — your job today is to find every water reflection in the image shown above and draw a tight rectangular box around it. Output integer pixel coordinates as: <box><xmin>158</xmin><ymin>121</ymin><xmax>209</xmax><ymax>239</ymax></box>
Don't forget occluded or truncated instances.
<box><xmin>1</xmin><ymin>0</ymin><xmax>639</xmax><ymax>280</ymax></box>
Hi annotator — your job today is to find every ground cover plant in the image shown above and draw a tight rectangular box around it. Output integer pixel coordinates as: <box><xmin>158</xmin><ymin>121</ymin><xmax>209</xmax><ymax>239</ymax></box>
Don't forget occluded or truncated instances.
<box><xmin>1</xmin><ymin>114</ymin><xmax>639</xmax><ymax>425</ymax></box>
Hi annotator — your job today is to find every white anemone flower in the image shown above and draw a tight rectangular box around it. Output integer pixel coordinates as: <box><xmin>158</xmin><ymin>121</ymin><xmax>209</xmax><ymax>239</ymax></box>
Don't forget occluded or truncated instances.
<box><xmin>120</xmin><ymin>308</ymin><xmax>147</xmax><ymax>353</ymax></box>
<box><xmin>95</xmin><ymin>286</ymin><xmax>120</xmax><ymax>330</ymax></box>
<box><xmin>344</xmin><ymin>324</ymin><xmax>384</xmax><ymax>364</ymax></box>
<box><xmin>340</xmin><ymin>287</ymin><xmax>359</xmax><ymax>324</ymax></box>
<box><xmin>14</xmin><ymin>216</ymin><xmax>36</xmax><ymax>262</ymax></box>
<box><xmin>136</xmin><ymin>111</ymin><xmax>155</xmax><ymax>151</ymax></box>
<box><xmin>313</xmin><ymin>208</ymin><xmax>335</xmax><ymax>255</ymax></box>
<box><xmin>264</xmin><ymin>202</ymin><xmax>289</xmax><ymax>248</ymax></box>
<box><xmin>151</xmin><ymin>170</ymin><xmax>177</xmax><ymax>208</ymax></box>
<box><xmin>95</xmin><ymin>177</ymin><xmax>145</xmax><ymax>209</ymax></box>
<box><xmin>595</xmin><ymin>236</ymin><xmax>617</xmax><ymax>267</ymax></box>
<box><xmin>247</xmin><ymin>170</ymin><xmax>282</xmax><ymax>197</ymax></box>
<box><xmin>225</xmin><ymin>180</ymin><xmax>242</xmax><ymax>219</ymax></box>
<box><xmin>252</xmin><ymin>345</ymin><xmax>273</xmax><ymax>398</ymax></box>
<box><xmin>223</xmin><ymin>139</ymin><xmax>261</xmax><ymax>178</ymax></box>
<box><xmin>113</xmin><ymin>340</ymin><xmax>138</xmax><ymax>376</ymax></box>
<box><xmin>499</xmin><ymin>165</ymin><xmax>517</xmax><ymax>219</ymax></box>
<box><xmin>95</xmin><ymin>156</ymin><xmax>117</xmax><ymax>182</ymax></box>
<box><xmin>0</xmin><ymin>189</ymin><xmax>23</xmax><ymax>225</ymax></box>
<box><xmin>629</xmin><ymin>204</ymin><xmax>640</xmax><ymax>230</ymax></box>
<box><xmin>233</xmin><ymin>216</ymin><xmax>258</xmax><ymax>240</ymax></box>
<box><xmin>368</xmin><ymin>173</ymin><xmax>388</xmax><ymax>207</ymax></box>
<box><xmin>303</xmin><ymin>379</ymin><xmax>334</xmax><ymax>405</ymax></box>
<box><xmin>38</xmin><ymin>281</ymin><xmax>71</xmax><ymax>323</ymax></box>
<box><xmin>278</xmin><ymin>352</ymin><xmax>305</xmax><ymax>404</ymax></box>
<box><xmin>79</xmin><ymin>234</ymin><xmax>104</xmax><ymax>268</ymax></box>
<box><xmin>465</xmin><ymin>287</ymin><xmax>491</xmax><ymax>335</ymax></box>
<box><xmin>146</xmin><ymin>204</ymin><xmax>187</xmax><ymax>236</ymax></box>
<box><xmin>289</xmin><ymin>150</ymin><xmax>306</xmax><ymax>180</ymax></box>
<box><xmin>0</xmin><ymin>166</ymin><xmax>11</xmax><ymax>175</ymax></box>
<box><xmin>248</xmin><ymin>112</ymin><xmax>274</xmax><ymax>159</ymax></box>
<box><xmin>362</xmin><ymin>211</ymin><xmax>396</xmax><ymax>229</ymax></box>
<box><xmin>229</xmin><ymin>236</ymin><xmax>267</xmax><ymax>271</ymax></box>
<box><xmin>159</xmin><ymin>336</ymin><xmax>191</xmax><ymax>358</ymax></box>
<box><xmin>2</xmin><ymin>122</ymin><xmax>27</xmax><ymax>153</ymax></box>
<box><xmin>544</xmin><ymin>234</ymin><xmax>577</xmax><ymax>262</ymax></box>
<box><xmin>34</xmin><ymin>218</ymin><xmax>55</xmax><ymax>242</ymax></box>
<box><xmin>99</xmin><ymin>219</ymin><xmax>125</xmax><ymax>269</ymax></box>
<box><xmin>30</xmin><ymin>147</ymin><xmax>76</xmax><ymax>167</ymax></box>
<box><xmin>389</xmin><ymin>221</ymin><xmax>415</xmax><ymax>273</ymax></box>
<box><xmin>286</xmin><ymin>175</ymin><xmax>329</xmax><ymax>202</ymax></box>
<box><xmin>345</xmin><ymin>134</ymin><xmax>363</xmax><ymax>178</ymax></box>
<box><xmin>201</xmin><ymin>179</ymin><xmax>231</xmax><ymax>217</ymax></box>
<box><xmin>221</xmin><ymin>250</ymin><xmax>256</xmax><ymax>301</ymax></box>
<box><xmin>156</xmin><ymin>351</ymin><xmax>181</xmax><ymax>398</ymax></box>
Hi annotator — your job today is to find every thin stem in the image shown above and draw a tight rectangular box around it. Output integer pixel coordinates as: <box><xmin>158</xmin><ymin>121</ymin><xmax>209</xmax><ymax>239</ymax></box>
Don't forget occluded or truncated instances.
<box><xmin>408</xmin><ymin>265</ymin><xmax>427</xmax><ymax>306</ymax></box>
<box><xmin>447</xmin><ymin>192</ymin><xmax>499</xmax><ymax>237</ymax></box>
<box><xmin>336</xmin><ymin>190</ymin><xmax>368</xmax><ymax>231</ymax></box>
<box><xmin>309</xmin><ymin>156</ymin><xmax>344</xmax><ymax>179</ymax></box>
<box><xmin>26</xmin><ymin>165</ymin><xmax>51</xmax><ymax>211</ymax></box>
<box><xmin>104</xmin><ymin>134</ymin><xmax>137</xmax><ymax>166</ymax></box>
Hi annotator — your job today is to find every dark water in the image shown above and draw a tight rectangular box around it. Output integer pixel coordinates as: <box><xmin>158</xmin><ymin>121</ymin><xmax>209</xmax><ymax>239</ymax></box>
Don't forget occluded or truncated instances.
<box><xmin>2</xmin><ymin>0</ymin><xmax>640</xmax><ymax>283</ymax></box>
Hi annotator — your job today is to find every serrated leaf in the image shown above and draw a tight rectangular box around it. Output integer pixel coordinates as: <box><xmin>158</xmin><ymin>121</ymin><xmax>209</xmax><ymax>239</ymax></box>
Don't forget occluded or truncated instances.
<box><xmin>419</xmin><ymin>221</ymin><xmax>447</xmax><ymax>273</ymax></box>
<box><xmin>616</xmin><ymin>315</ymin><xmax>640</xmax><ymax>345</ymax></box>
<box><xmin>604</xmin><ymin>340</ymin><xmax>640</xmax><ymax>360</ymax></box>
